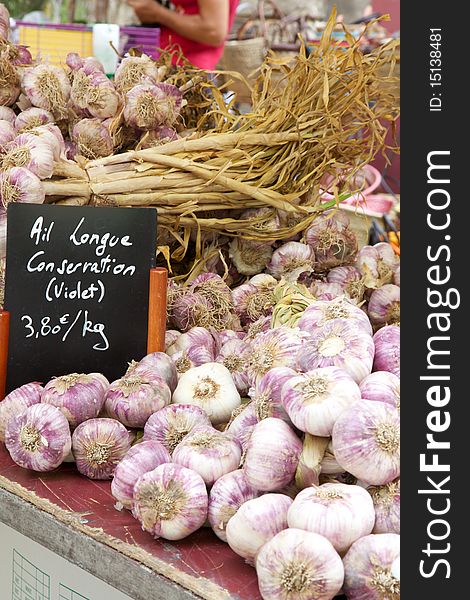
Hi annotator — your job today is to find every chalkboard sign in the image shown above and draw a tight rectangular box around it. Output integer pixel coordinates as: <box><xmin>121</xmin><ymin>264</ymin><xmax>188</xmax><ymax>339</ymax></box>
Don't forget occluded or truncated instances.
<box><xmin>4</xmin><ymin>204</ymin><xmax>157</xmax><ymax>393</ymax></box>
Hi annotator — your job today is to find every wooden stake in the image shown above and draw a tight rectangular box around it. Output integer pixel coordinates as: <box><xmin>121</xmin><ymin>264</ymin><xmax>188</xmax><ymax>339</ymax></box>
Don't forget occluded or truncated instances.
<box><xmin>147</xmin><ymin>268</ymin><xmax>168</xmax><ymax>355</ymax></box>
<box><xmin>0</xmin><ymin>310</ymin><xmax>10</xmax><ymax>401</ymax></box>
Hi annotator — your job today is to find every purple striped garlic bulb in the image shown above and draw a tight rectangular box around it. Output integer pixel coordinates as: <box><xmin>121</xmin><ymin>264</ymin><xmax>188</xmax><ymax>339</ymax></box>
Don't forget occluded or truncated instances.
<box><xmin>172</xmin><ymin>427</ymin><xmax>241</xmax><ymax>486</ymax></box>
<box><xmin>1</xmin><ymin>133</ymin><xmax>55</xmax><ymax>179</ymax></box>
<box><xmin>41</xmin><ymin>372</ymin><xmax>109</xmax><ymax>428</ymax></box>
<box><xmin>0</xmin><ymin>107</ymin><xmax>16</xmax><ymax>124</ymax></box>
<box><xmin>21</xmin><ymin>64</ymin><xmax>71</xmax><ymax>119</ymax></box>
<box><xmin>355</xmin><ymin>243</ymin><xmax>399</xmax><ymax>289</ymax></box>
<box><xmin>0</xmin><ymin>50</ymin><xmax>21</xmax><ymax>106</ymax></box>
<box><xmin>296</xmin><ymin>318</ymin><xmax>374</xmax><ymax>383</ymax></box>
<box><xmin>0</xmin><ymin>382</ymin><xmax>43</xmax><ymax>442</ymax></box>
<box><xmin>215</xmin><ymin>338</ymin><xmax>250</xmax><ymax>396</ymax></box>
<box><xmin>208</xmin><ymin>469</ymin><xmax>261</xmax><ymax>542</ymax></box>
<box><xmin>224</xmin><ymin>402</ymin><xmax>258</xmax><ymax>453</ymax></box>
<box><xmin>167</xmin><ymin>326</ymin><xmax>216</xmax><ymax>375</ymax></box>
<box><xmin>309</xmin><ymin>280</ymin><xmax>345</xmax><ymax>301</ymax></box>
<box><xmin>367</xmin><ymin>479</ymin><xmax>400</xmax><ymax>534</ymax></box>
<box><xmin>226</xmin><ymin>494</ymin><xmax>293</xmax><ymax>565</ymax></box>
<box><xmin>298</xmin><ymin>297</ymin><xmax>373</xmax><ymax>336</ymax></box>
<box><xmin>287</xmin><ymin>482</ymin><xmax>375</xmax><ymax>554</ymax></box>
<box><xmin>104</xmin><ymin>374</ymin><xmax>171</xmax><ymax>428</ymax></box>
<box><xmin>70</xmin><ymin>69</ymin><xmax>119</xmax><ymax>119</ymax></box>
<box><xmin>132</xmin><ymin>463</ymin><xmax>208</xmax><ymax>540</ymax></box>
<box><xmin>72</xmin><ymin>118</ymin><xmax>114</xmax><ymax>160</ymax></box>
<box><xmin>368</xmin><ymin>284</ymin><xmax>400</xmax><ymax>328</ymax></box>
<box><xmin>111</xmin><ymin>440</ymin><xmax>171</xmax><ymax>510</ymax></box>
<box><xmin>281</xmin><ymin>366</ymin><xmax>361</xmax><ymax>436</ymax></box>
<box><xmin>343</xmin><ymin>533</ymin><xmax>400</xmax><ymax>600</ymax></box>
<box><xmin>327</xmin><ymin>265</ymin><xmax>367</xmax><ymax>304</ymax></box>
<box><xmin>373</xmin><ymin>325</ymin><xmax>400</xmax><ymax>377</ymax></box>
<box><xmin>126</xmin><ymin>351</ymin><xmax>178</xmax><ymax>393</ymax></box>
<box><xmin>360</xmin><ymin>371</ymin><xmax>400</xmax><ymax>409</ymax></box>
<box><xmin>14</xmin><ymin>108</ymin><xmax>54</xmax><ymax>133</ymax></box>
<box><xmin>143</xmin><ymin>404</ymin><xmax>211</xmax><ymax>454</ymax></box>
<box><xmin>0</xmin><ymin>120</ymin><xmax>16</xmax><ymax>150</ymax></box>
<box><xmin>249</xmin><ymin>366</ymin><xmax>296</xmax><ymax>422</ymax></box>
<box><xmin>332</xmin><ymin>400</ymin><xmax>400</xmax><ymax>485</ymax></box>
<box><xmin>267</xmin><ymin>242</ymin><xmax>315</xmax><ymax>282</ymax></box>
<box><xmin>114</xmin><ymin>55</ymin><xmax>163</xmax><ymax>93</ymax></box>
<box><xmin>5</xmin><ymin>404</ymin><xmax>71</xmax><ymax>471</ymax></box>
<box><xmin>232</xmin><ymin>280</ymin><xmax>276</xmax><ymax>326</ymax></box>
<box><xmin>229</xmin><ymin>238</ymin><xmax>274</xmax><ymax>277</ymax></box>
<box><xmin>124</xmin><ymin>82</ymin><xmax>183</xmax><ymax>129</ymax></box>
<box><xmin>305</xmin><ymin>209</ymin><xmax>358</xmax><ymax>271</ymax></box>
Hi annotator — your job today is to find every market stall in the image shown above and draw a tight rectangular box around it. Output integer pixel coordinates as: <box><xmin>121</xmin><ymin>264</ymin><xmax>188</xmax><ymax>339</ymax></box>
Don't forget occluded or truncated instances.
<box><xmin>1</xmin><ymin>2</ymin><xmax>400</xmax><ymax>599</ymax></box>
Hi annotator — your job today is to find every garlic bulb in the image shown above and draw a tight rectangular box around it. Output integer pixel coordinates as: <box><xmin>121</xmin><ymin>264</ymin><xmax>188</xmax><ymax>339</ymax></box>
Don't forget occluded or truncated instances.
<box><xmin>111</xmin><ymin>440</ymin><xmax>171</xmax><ymax>510</ymax></box>
<box><xmin>0</xmin><ymin>167</ymin><xmax>45</xmax><ymax>209</ymax></box>
<box><xmin>165</xmin><ymin>329</ymin><xmax>181</xmax><ymax>351</ymax></box>
<box><xmin>124</xmin><ymin>83</ymin><xmax>183</xmax><ymax>129</ymax></box>
<box><xmin>255</xmin><ymin>528</ymin><xmax>344</xmax><ymax>600</ymax></box>
<box><xmin>187</xmin><ymin>273</ymin><xmax>235</xmax><ymax>332</ymax></box>
<box><xmin>0</xmin><ymin>120</ymin><xmax>16</xmax><ymax>149</ymax></box>
<box><xmin>173</xmin><ymin>427</ymin><xmax>241</xmax><ymax>485</ymax></box>
<box><xmin>281</xmin><ymin>367</ymin><xmax>361</xmax><ymax>436</ymax></box>
<box><xmin>172</xmin><ymin>363</ymin><xmax>241</xmax><ymax>425</ymax></box>
<box><xmin>41</xmin><ymin>372</ymin><xmax>109</xmax><ymax>428</ymax></box>
<box><xmin>72</xmin><ymin>118</ymin><xmax>114</xmax><ymax>160</ymax></box>
<box><xmin>214</xmin><ymin>328</ymin><xmax>246</xmax><ymax>353</ymax></box>
<box><xmin>224</xmin><ymin>402</ymin><xmax>257</xmax><ymax>452</ymax></box>
<box><xmin>126</xmin><ymin>351</ymin><xmax>178</xmax><ymax>393</ymax></box>
<box><xmin>343</xmin><ymin>533</ymin><xmax>400</xmax><ymax>600</ymax></box>
<box><xmin>215</xmin><ymin>338</ymin><xmax>250</xmax><ymax>395</ymax></box>
<box><xmin>144</xmin><ymin>404</ymin><xmax>211</xmax><ymax>454</ymax></box>
<box><xmin>138</xmin><ymin>126</ymin><xmax>178</xmax><ymax>148</ymax></box>
<box><xmin>208</xmin><ymin>469</ymin><xmax>260</xmax><ymax>542</ymax></box>
<box><xmin>249</xmin><ymin>366</ymin><xmax>296</xmax><ymax>422</ymax></box>
<box><xmin>394</xmin><ymin>265</ymin><xmax>400</xmax><ymax>286</ymax></box>
<box><xmin>132</xmin><ymin>463</ymin><xmax>208</xmax><ymax>540</ymax></box>
<box><xmin>5</xmin><ymin>404</ymin><xmax>71</xmax><ymax>472</ymax></box>
<box><xmin>297</xmin><ymin>318</ymin><xmax>374</xmax><ymax>384</ymax></box>
<box><xmin>72</xmin><ymin>418</ymin><xmax>131</xmax><ymax>480</ymax></box>
<box><xmin>359</xmin><ymin>371</ymin><xmax>400</xmax><ymax>409</ymax></box>
<box><xmin>28</xmin><ymin>124</ymin><xmax>65</xmax><ymax>161</ymax></box>
<box><xmin>267</xmin><ymin>242</ymin><xmax>315</xmax><ymax>282</ymax></box>
<box><xmin>244</xmin><ymin>418</ymin><xmax>302</xmax><ymax>491</ymax></box>
<box><xmin>287</xmin><ymin>483</ymin><xmax>375</xmax><ymax>554</ymax></box>
<box><xmin>368</xmin><ymin>284</ymin><xmax>400</xmax><ymax>328</ymax></box>
<box><xmin>166</xmin><ymin>327</ymin><xmax>216</xmax><ymax>373</ymax></box>
<box><xmin>305</xmin><ymin>209</ymin><xmax>358</xmax><ymax>271</ymax></box>
<box><xmin>373</xmin><ymin>325</ymin><xmax>400</xmax><ymax>377</ymax></box>
<box><xmin>0</xmin><ymin>107</ymin><xmax>16</xmax><ymax>124</ymax></box>
<box><xmin>298</xmin><ymin>297</ymin><xmax>373</xmax><ymax>336</ymax></box>
<box><xmin>14</xmin><ymin>108</ymin><xmax>54</xmax><ymax>133</ymax></box>
<box><xmin>22</xmin><ymin>64</ymin><xmax>71</xmax><ymax>119</ymax></box>
<box><xmin>327</xmin><ymin>266</ymin><xmax>366</xmax><ymax>304</ymax></box>
<box><xmin>104</xmin><ymin>375</ymin><xmax>171</xmax><ymax>428</ymax></box>
<box><xmin>0</xmin><ymin>382</ymin><xmax>43</xmax><ymax>442</ymax></box>
<box><xmin>356</xmin><ymin>243</ymin><xmax>399</xmax><ymax>289</ymax></box>
<box><xmin>332</xmin><ymin>400</ymin><xmax>400</xmax><ymax>485</ymax></box>
<box><xmin>368</xmin><ymin>479</ymin><xmax>400</xmax><ymax>534</ymax></box>
<box><xmin>114</xmin><ymin>55</ymin><xmax>162</xmax><ymax>93</ymax></box>
<box><xmin>232</xmin><ymin>279</ymin><xmax>276</xmax><ymax>326</ymax></box>
<box><xmin>229</xmin><ymin>238</ymin><xmax>274</xmax><ymax>276</ymax></box>
<box><xmin>245</xmin><ymin>315</ymin><xmax>272</xmax><ymax>339</ymax></box>
<box><xmin>70</xmin><ymin>69</ymin><xmax>119</xmax><ymax>119</ymax></box>
<box><xmin>248</xmin><ymin>327</ymin><xmax>304</xmax><ymax>385</ymax></box>
<box><xmin>309</xmin><ymin>280</ymin><xmax>344</xmax><ymax>301</ymax></box>
<box><xmin>1</xmin><ymin>133</ymin><xmax>55</xmax><ymax>179</ymax></box>
<box><xmin>0</xmin><ymin>51</ymin><xmax>20</xmax><ymax>106</ymax></box>
<box><xmin>226</xmin><ymin>494</ymin><xmax>293</xmax><ymax>565</ymax></box>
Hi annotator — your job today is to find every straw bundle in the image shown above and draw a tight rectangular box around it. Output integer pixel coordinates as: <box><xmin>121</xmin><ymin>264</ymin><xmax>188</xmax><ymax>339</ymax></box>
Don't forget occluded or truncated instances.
<box><xmin>47</xmin><ymin>11</ymin><xmax>399</xmax><ymax>266</ymax></box>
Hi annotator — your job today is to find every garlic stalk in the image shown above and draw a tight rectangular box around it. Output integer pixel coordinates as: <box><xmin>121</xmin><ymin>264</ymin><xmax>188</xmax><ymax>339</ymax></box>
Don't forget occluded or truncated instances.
<box><xmin>172</xmin><ymin>426</ymin><xmax>241</xmax><ymax>486</ymax></box>
<box><xmin>249</xmin><ymin>366</ymin><xmax>296</xmax><ymax>422</ymax></box>
<box><xmin>0</xmin><ymin>382</ymin><xmax>43</xmax><ymax>442</ymax></box>
<box><xmin>144</xmin><ymin>404</ymin><xmax>211</xmax><ymax>454</ymax></box>
<box><xmin>104</xmin><ymin>374</ymin><xmax>171</xmax><ymax>428</ymax></box>
<box><xmin>332</xmin><ymin>400</ymin><xmax>400</xmax><ymax>485</ymax></box>
<box><xmin>208</xmin><ymin>469</ymin><xmax>261</xmax><ymax>542</ymax></box>
<box><xmin>296</xmin><ymin>318</ymin><xmax>374</xmax><ymax>384</ymax></box>
<box><xmin>373</xmin><ymin>325</ymin><xmax>400</xmax><ymax>377</ymax></box>
<box><xmin>267</xmin><ymin>242</ymin><xmax>315</xmax><ymax>282</ymax></box>
<box><xmin>226</xmin><ymin>494</ymin><xmax>293</xmax><ymax>565</ymax></box>
<box><xmin>5</xmin><ymin>404</ymin><xmax>71</xmax><ymax>472</ymax></box>
<box><xmin>41</xmin><ymin>372</ymin><xmax>109</xmax><ymax>428</ymax></box>
<box><xmin>319</xmin><ymin>439</ymin><xmax>344</xmax><ymax>475</ymax></box>
<box><xmin>111</xmin><ymin>440</ymin><xmax>171</xmax><ymax>510</ymax></box>
<box><xmin>287</xmin><ymin>482</ymin><xmax>375</xmax><ymax>554</ymax></box>
<box><xmin>72</xmin><ymin>418</ymin><xmax>131</xmax><ymax>480</ymax></box>
<box><xmin>172</xmin><ymin>362</ymin><xmax>241</xmax><ymax>425</ymax></box>
<box><xmin>368</xmin><ymin>479</ymin><xmax>400</xmax><ymax>534</ymax></box>
<box><xmin>244</xmin><ymin>418</ymin><xmax>302</xmax><ymax>491</ymax></box>
<box><xmin>368</xmin><ymin>284</ymin><xmax>400</xmax><ymax>328</ymax></box>
<box><xmin>295</xmin><ymin>433</ymin><xmax>329</xmax><ymax>489</ymax></box>
<box><xmin>0</xmin><ymin>167</ymin><xmax>45</xmax><ymax>210</ymax></box>
<box><xmin>281</xmin><ymin>366</ymin><xmax>361</xmax><ymax>436</ymax></box>
<box><xmin>298</xmin><ymin>297</ymin><xmax>373</xmax><ymax>336</ymax></box>
<box><xmin>132</xmin><ymin>463</ymin><xmax>208</xmax><ymax>540</ymax></box>
<box><xmin>255</xmin><ymin>528</ymin><xmax>345</xmax><ymax>600</ymax></box>
<box><xmin>342</xmin><ymin>533</ymin><xmax>400</xmax><ymax>600</ymax></box>
<box><xmin>359</xmin><ymin>371</ymin><xmax>400</xmax><ymax>409</ymax></box>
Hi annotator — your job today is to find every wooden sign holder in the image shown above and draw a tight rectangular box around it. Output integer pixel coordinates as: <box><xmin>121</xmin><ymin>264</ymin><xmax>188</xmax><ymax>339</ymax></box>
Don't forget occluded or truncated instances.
<box><xmin>0</xmin><ymin>267</ymin><xmax>168</xmax><ymax>401</ymax></box>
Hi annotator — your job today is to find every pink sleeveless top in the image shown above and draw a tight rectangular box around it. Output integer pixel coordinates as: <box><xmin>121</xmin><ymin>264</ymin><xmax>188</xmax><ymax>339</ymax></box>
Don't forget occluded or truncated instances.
<box><xmin>159</xmin><ymin>0</ymin><xmax>239</xmax><ymax>70</ymax></box>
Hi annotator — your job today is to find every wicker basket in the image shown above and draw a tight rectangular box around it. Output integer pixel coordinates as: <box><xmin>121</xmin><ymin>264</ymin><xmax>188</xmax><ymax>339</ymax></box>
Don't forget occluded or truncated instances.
<box><xmin>220</xmin><ymin>37</ymin><xmax>267</xmax><ymax>103</ymax></box>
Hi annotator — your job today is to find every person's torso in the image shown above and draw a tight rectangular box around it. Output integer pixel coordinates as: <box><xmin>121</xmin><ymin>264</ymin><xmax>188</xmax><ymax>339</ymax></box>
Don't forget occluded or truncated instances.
<box><xmin>159</xmin><ymin>0</ymin><xmax>239</xmax><ymax>70</ymax></box>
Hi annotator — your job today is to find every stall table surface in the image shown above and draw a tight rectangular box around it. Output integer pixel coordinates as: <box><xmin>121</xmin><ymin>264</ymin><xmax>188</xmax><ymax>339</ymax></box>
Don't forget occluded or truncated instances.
<box><xmin>0</xmin><ymin>446</ymin><xmax>261</xmax><ymax>600</ymax></box>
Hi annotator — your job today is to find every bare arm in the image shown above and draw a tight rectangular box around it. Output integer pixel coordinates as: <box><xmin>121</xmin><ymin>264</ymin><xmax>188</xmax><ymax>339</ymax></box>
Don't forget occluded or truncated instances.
<box><xmin>127</xmin><ymin>0</ymin><xmax>230</xmax><ymax>47</ymax></box>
